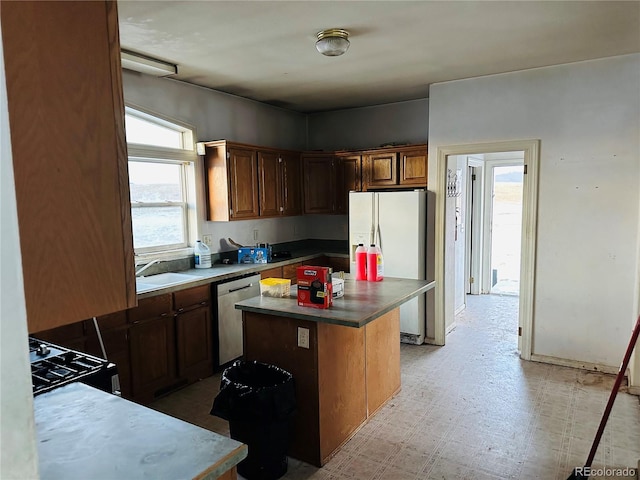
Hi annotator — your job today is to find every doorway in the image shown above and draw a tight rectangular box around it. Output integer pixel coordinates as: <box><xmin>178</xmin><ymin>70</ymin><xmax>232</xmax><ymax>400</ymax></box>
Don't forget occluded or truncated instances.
<box><xmin>488</xmin><ymin>164</ymin><xmax>524</xmax><ymax>295</ymax></box>
<box><xmin>432</xmin><ymin>140</ymin><xmax>539</xmax><ymax>360</ymax></box>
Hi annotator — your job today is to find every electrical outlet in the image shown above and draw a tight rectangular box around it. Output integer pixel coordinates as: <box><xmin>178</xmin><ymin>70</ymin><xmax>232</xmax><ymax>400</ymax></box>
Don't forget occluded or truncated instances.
<box><xmin>202</xmin><ymin>235</ymin><xmax>213</xmax><ymax>247</ymax></box>
<box><xmin>253</xmin><ymin>229</ymin><xmax>259</xmax><ymax>241</ymax></box>
<box><xmin>297</xmin><ymin>327</ymin><xmax>310</xmax><ymax>349</ymax></box>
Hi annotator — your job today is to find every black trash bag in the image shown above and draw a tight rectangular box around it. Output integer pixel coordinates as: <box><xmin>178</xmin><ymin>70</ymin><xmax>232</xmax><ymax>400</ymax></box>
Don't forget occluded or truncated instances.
<box><xmin>210</xmin><ymin>360</ymin><xmax>296</xmax><ymax>480</ymax></box>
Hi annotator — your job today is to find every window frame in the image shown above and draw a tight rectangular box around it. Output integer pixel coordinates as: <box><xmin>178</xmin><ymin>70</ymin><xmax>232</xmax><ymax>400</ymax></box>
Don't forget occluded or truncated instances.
<box><xmin>125</xmin><ymin>105</ymin><xmax>199</xmax><ymax>257</ymax></box>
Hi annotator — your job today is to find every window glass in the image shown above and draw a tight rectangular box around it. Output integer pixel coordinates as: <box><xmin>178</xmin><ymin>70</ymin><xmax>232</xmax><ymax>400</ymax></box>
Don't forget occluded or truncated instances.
<box><xmin>131</xmin><ymin>205</ymin><xmax>185</xmax><ymax>249</ymax></box>
<box><xmin>125</xmin><ymin>114</ymin><xmax>182</xmax><ymax>149</ymax></box>
<box><xmin>129</xmin><ymin>162</ymin><xmax>182</xmax><ymax>203</ymax></box>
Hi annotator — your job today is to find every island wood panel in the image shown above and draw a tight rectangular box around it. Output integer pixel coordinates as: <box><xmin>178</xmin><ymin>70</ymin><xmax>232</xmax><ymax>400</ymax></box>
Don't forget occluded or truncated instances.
<box><xmin>214</xmin><ymin>466</ymin><xmax>237</xmax><ymax>480</ymax></box>
<box><xmin>242</xmin><ymin>306</ymin><xmax>403</xmax><ymax>467</ymax></box>
<box><xmin>242</xmin><ymin>312</ymin><xmax>322</xmax><ymax>466</ymax></box>
<box><xmin>317</xmin><ymin>322</ymin><xmax>366</xmax><ymax>463</ymax></box>
<box><xmin>365</xmin><ymin>308</ymin><xmax>401</xmax><ymax>416</ymax></box>
<box><xmin>2</xmin><ymin>0</ymin><xmax>136</xmax><ymax>333</ymax></box>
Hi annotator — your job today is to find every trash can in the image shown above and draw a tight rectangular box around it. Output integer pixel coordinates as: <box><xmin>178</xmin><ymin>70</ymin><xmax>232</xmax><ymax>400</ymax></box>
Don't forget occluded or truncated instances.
<box><xmin>211</xmin><ymin>360</ymin><xmax>296</xmax><ymax>480</ymax></box>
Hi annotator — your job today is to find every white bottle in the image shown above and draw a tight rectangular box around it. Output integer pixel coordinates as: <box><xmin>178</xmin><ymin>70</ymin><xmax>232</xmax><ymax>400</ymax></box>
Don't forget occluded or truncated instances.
<box><xmin>194</xmin><ymin>240</ymin><xmax>212</xmax><ymax>269</ymax></box>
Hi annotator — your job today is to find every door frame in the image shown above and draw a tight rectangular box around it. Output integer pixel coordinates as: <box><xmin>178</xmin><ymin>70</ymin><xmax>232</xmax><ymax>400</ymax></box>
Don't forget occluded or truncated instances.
<box><xmin>433</xmin><ymin>140</ymin><xmax>540</xmax><ymax>360</ymax></box>
<box><xmin>465</xmin><ymin>159</ymin><xmax>484</xmax><ymax>295</ymax></box>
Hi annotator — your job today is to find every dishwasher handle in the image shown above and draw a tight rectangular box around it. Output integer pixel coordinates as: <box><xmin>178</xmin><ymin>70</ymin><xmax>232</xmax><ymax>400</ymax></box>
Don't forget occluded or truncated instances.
<box><xmin>216</xmin><ymin>274</ymin><xmax>262</xmax><ymax>296</ymax></box>
<box><xmin>228</xmin><ymin>284</ymin><xmax>254</xmax><ymax>294</ymax></box>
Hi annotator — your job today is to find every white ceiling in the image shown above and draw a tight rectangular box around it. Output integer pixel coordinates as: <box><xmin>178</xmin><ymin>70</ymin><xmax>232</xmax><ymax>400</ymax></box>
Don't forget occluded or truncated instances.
<box><xmin>117</xmin><ymin>1</ymin><xmax>640</xmax><ymax>113</ymax></box>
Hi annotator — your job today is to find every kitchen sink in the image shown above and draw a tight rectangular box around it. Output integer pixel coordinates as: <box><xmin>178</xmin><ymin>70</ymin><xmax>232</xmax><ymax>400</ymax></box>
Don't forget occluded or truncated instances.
<box><xmin>135</xmin><ymin>272</ymin><xmax>197</xmax><ymax>292</ymax></box>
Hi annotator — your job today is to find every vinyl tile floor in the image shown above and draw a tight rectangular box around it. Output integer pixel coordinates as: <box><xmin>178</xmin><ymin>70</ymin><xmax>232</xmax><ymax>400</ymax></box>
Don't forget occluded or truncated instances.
<box><xmin>150</xmin><ymin>294</ymin><xmax>640</xmax><ymax>480</ymax></box>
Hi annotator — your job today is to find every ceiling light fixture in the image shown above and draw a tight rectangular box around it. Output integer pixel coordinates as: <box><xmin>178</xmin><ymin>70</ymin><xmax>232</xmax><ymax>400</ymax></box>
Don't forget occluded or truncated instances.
<box><xmin>120</xmin><ymin>49</ymin><xmax>178</xmax><ymax>77</ymax></box>
<box><xmin>315</xmin><ymin>29</ymin><xmax>350</xmax><ymax>57</ymax></box>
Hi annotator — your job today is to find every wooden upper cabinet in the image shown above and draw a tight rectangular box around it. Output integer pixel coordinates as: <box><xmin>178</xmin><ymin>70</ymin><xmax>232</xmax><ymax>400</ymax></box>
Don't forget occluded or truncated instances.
<box><xmin>365</xmin><ymin>151</ymin><xmax>398</xmax><ymax>188</ymax></box>
<box><xmin>363</xmin><ymin>144</ymin><xmax>427</xmax><ymax>190</ymax></box>
<box><xmin>258</xmin><ymin>151</ymin><xmax>282</xmax><ymax>217</ymax></box>
<box><xmin>205</xmin><ymin>141</ymin><xmax>301</xmax><ymax>220</ymax></box>
<box><xmin>258</xmin><ymin>150</ymin><xmax>302</xmax><ymax>217</ymax></box>
<box><xmin>204</xmin><ymin>141</ymin><xmax>259</xmax><ymax>221</ymax></box>
<box><xmin>400</xmin><ymin>147</ymin><xmax>428</xmax><ymax>185</ymax></box>
<box><xmin>281</xmin><ymin>152</ymin><xmax>303</xmax><ymax>216</ymax></box>
<box><xmin>1</xmin><ymin>0</ymin><xmax>136</xmax><ymax>333</ymax></box>
<box><xmin>335</xmin><ymin>154</ymin><xmax>362</xmax><ymax>214</ymax></box>
<box><xmin>302</xmin><ymin>154</ymin><xmax>336</xmax><ymax>214</ymax></box>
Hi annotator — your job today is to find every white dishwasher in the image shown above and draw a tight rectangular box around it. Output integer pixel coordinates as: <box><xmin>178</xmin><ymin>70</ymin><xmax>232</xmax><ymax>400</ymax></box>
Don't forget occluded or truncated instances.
<box><xmin>216</xmin><ymin>273</ymin><xmax>261</xmax><ymax>366</ymax></box>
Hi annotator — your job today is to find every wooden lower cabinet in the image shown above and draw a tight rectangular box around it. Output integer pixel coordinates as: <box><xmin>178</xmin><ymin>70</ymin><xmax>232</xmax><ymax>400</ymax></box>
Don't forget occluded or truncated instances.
<box><xmin>129</xmin><ymin>315</ymin><xmax>179</xmax><ymax>404</ymax></box>
<box><xmin>282</xmin><ymin>262</ymin><xmax>303</xmax><ymax>285</ymax></box>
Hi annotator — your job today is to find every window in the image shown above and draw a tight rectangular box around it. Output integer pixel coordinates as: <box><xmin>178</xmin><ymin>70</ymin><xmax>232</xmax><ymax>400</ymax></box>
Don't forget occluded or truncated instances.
<box><xmin>125</xmin><ymin>107</ymin><xmax>197</xmax><ymax>254</ymax></box>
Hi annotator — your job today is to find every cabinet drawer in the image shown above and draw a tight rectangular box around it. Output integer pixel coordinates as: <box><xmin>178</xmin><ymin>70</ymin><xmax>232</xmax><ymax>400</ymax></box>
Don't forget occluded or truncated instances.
<box><xmin>128</xmin><ymin>294</ymin><xmax>172</xmax><ymax>323</ymax></box>
<box><xmin>174</xmin><ymin>285</ymin><xmax>210</xmax><ymax>312</ymax></box>
<box><xmin>260</xmin><ymin>266</ymin><xmax>283</xmax><ymax>279</ymax></box>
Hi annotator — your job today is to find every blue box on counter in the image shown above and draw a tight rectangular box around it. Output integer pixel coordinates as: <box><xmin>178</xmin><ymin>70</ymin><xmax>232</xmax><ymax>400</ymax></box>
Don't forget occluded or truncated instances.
<box><xmin>238</xmin><ymin>247</ymin><xmax>271</xmax><ymax>264</ymax></box>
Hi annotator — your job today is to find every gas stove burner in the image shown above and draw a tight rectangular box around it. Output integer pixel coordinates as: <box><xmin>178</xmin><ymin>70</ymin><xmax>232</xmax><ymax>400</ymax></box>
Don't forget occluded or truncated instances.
<box><xmin>28</xmin><ymin>336</ymin><xmax>119</xmax><ymax>396</ymax></box>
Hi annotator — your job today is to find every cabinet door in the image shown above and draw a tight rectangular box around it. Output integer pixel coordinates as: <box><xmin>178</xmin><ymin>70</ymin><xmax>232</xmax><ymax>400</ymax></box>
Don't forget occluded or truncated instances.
<box><xmin>281</xmin><ymin>152</ymin><xmax>303</xmax><ymax>216</ymax></box>
<box><xmin>303</xmin><ymin>155</ymin><xmax>335</xmax><ymax>214</ymax></box>
<box><xmin>258</xmin><ymin>151</ymin><xmax>282</xmax><ymax>217</ymax></box>
<box><xmin>365</xmin><ymin>152</ymin><xmax>398</xmax><ymax>188</ymax></box>
<box><xmin>399</xmin><ymin>148</ymin><xmax>428</xmax><ymax>186</ymax></box>
<box><xmin>283</xmin><ymin>262</ymin><xmax>303</xmax><ymax>285</ymax></box>
<box><xmin>336</xmin><ymin>155</ymin><xmax>361</xmax><ymax>214</ymax></box>
<box><xmin>229</xmin><ymin>148</ymin><xmax>259</xmax><ymax>219</ymax></box>
<box><xmin>260</xmin><ymin>266</ymin><xmax>283</xmax><ymax>279</ymax></box>
<box><xmin>176</xmin><ymin>306</ymin><xmax>213</xmax><ymax>383</ymax></box>
<box><xmin>2</xmin><ymin>1</ymin><xmax>136</xmax><ymax>333</ymax></box>
<box><xmin>129</xmin><ymin>316</ymin><xmax>178</xmax><ymax>403</ymax></box>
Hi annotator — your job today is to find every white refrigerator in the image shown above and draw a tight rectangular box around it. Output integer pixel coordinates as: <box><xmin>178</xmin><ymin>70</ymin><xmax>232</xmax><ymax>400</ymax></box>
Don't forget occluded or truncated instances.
<box><xmin>349</xmin><ymin>190</ymin><xmax>427</xmax><ymax>344</ymax></box>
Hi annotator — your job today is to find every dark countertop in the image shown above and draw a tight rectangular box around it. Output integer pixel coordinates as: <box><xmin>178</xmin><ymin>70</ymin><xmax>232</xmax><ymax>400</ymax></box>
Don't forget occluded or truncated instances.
<box><xmin>235</xmin><ymin>275</ymin><xmax>435</xmax><ymax>328</ymax></box>
<box><xmin>136</xmin><ymin>250</ymin><xmax>349</xmax><ymax>299</ymax></box>
<box><xmin>34</xmin><ymin>382</ymin><xmax>247</xmax><ymax>480</ymax></box>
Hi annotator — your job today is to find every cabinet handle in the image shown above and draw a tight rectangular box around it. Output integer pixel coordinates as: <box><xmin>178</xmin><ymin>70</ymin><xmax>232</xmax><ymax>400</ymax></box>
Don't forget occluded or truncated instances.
<box><xmin>177</xmin><ymin>308</ymin><xmax>184</xmax><ymax>313</ymax></box>
<box><xmin>200</xmin><ymin>301</ymin><xmax>207</xmax><ymax>306</ymax></box>
<box><xmin>160</xmin><ymin>312</ymin><xmax>169</xmax><ymax>317</ymax></box>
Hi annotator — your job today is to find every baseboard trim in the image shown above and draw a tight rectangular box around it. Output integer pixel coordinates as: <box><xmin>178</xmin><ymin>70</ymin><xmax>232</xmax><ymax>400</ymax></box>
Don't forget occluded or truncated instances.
<box><xmin>446</xmin><ymin>321</ymin><xmax>457</xmax><ymax>335</ymax></box>
<box><xmin>455</xmin><ymin>304</ymin><xmax>466</xmax><ymax>316</ymax></box>
<box><xmin>628</xmin><ymin>386</ymin><xmax>640</xmax><ymax>396</ymax></box>
<box><xmin>530</xmin><ymin>353</ymin><xmax>621</xmax><ymax>376</ymax></box>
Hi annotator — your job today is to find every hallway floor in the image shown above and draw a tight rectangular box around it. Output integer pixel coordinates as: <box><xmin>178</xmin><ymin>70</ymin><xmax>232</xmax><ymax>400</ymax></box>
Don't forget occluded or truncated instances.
<box><xmin>151</xmin><ymin>294</ymin><xmax>640</xmax><ymax>479</ymax></box>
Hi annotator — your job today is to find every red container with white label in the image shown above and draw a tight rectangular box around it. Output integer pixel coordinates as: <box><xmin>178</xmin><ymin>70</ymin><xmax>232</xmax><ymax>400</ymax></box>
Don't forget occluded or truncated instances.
<box><xmin>297</xmin><ymin>265</ymin><xmax>333</xmax><ymax>309</ymax></box>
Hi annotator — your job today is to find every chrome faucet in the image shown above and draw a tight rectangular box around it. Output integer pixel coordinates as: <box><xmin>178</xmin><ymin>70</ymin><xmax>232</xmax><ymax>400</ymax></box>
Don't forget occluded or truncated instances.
<box><xmin>135</xmin><ymin>259</ymin><xmax>162</xmax><ymax>277</ymax></box>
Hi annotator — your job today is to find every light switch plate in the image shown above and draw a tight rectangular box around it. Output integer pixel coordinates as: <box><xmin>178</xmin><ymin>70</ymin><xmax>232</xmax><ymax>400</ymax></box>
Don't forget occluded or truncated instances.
<box><xmin>202</xmin><ymin>235</ymin><xmax>213</xmax><ymax>247</ymax></box>
<box><xmin>297</xmin><ymin>327</ymin><xmax>309</xmax><ymax>349</ymax></box>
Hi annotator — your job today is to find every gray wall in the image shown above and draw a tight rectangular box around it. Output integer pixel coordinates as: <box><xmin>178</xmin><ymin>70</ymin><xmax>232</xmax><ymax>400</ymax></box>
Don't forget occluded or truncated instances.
<box><xmin>307</xmin><ymin>99</ymin><xmax>429</xmax><ymax>151</ymax></box>
<box><xmin>123</xmin><ymin>71</ymin><xmax>307</xmax><ymax>149</ymax></box>
<box><xmin>429</xmin><ymin>54</ymin><xmax>640</xmax><ymax>369</ymax></box>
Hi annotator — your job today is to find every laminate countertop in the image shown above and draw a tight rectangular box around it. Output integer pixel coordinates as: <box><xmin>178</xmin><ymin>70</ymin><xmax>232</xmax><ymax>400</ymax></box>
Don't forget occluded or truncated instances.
<box><xmin>34</xmin><ymin>382</ymin><xmax>247</xmax><ymax>480</ymax></box>
<box><xmin>136</xmin><ymin>251</ymin><xmax>349</xmax><ymax>299</ymax></box>
<box><xmin>235</xmin><ymin>275</ymin><xmax>435</xmax><ymax>328</ymax></box>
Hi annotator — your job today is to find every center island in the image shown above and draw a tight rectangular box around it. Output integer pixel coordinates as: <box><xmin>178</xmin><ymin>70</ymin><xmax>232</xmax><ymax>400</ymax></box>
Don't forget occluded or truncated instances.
<box><xmin>235</xmin><ymin>275</ymin><xmax>434</xmax><ymax>467</ymax></box>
